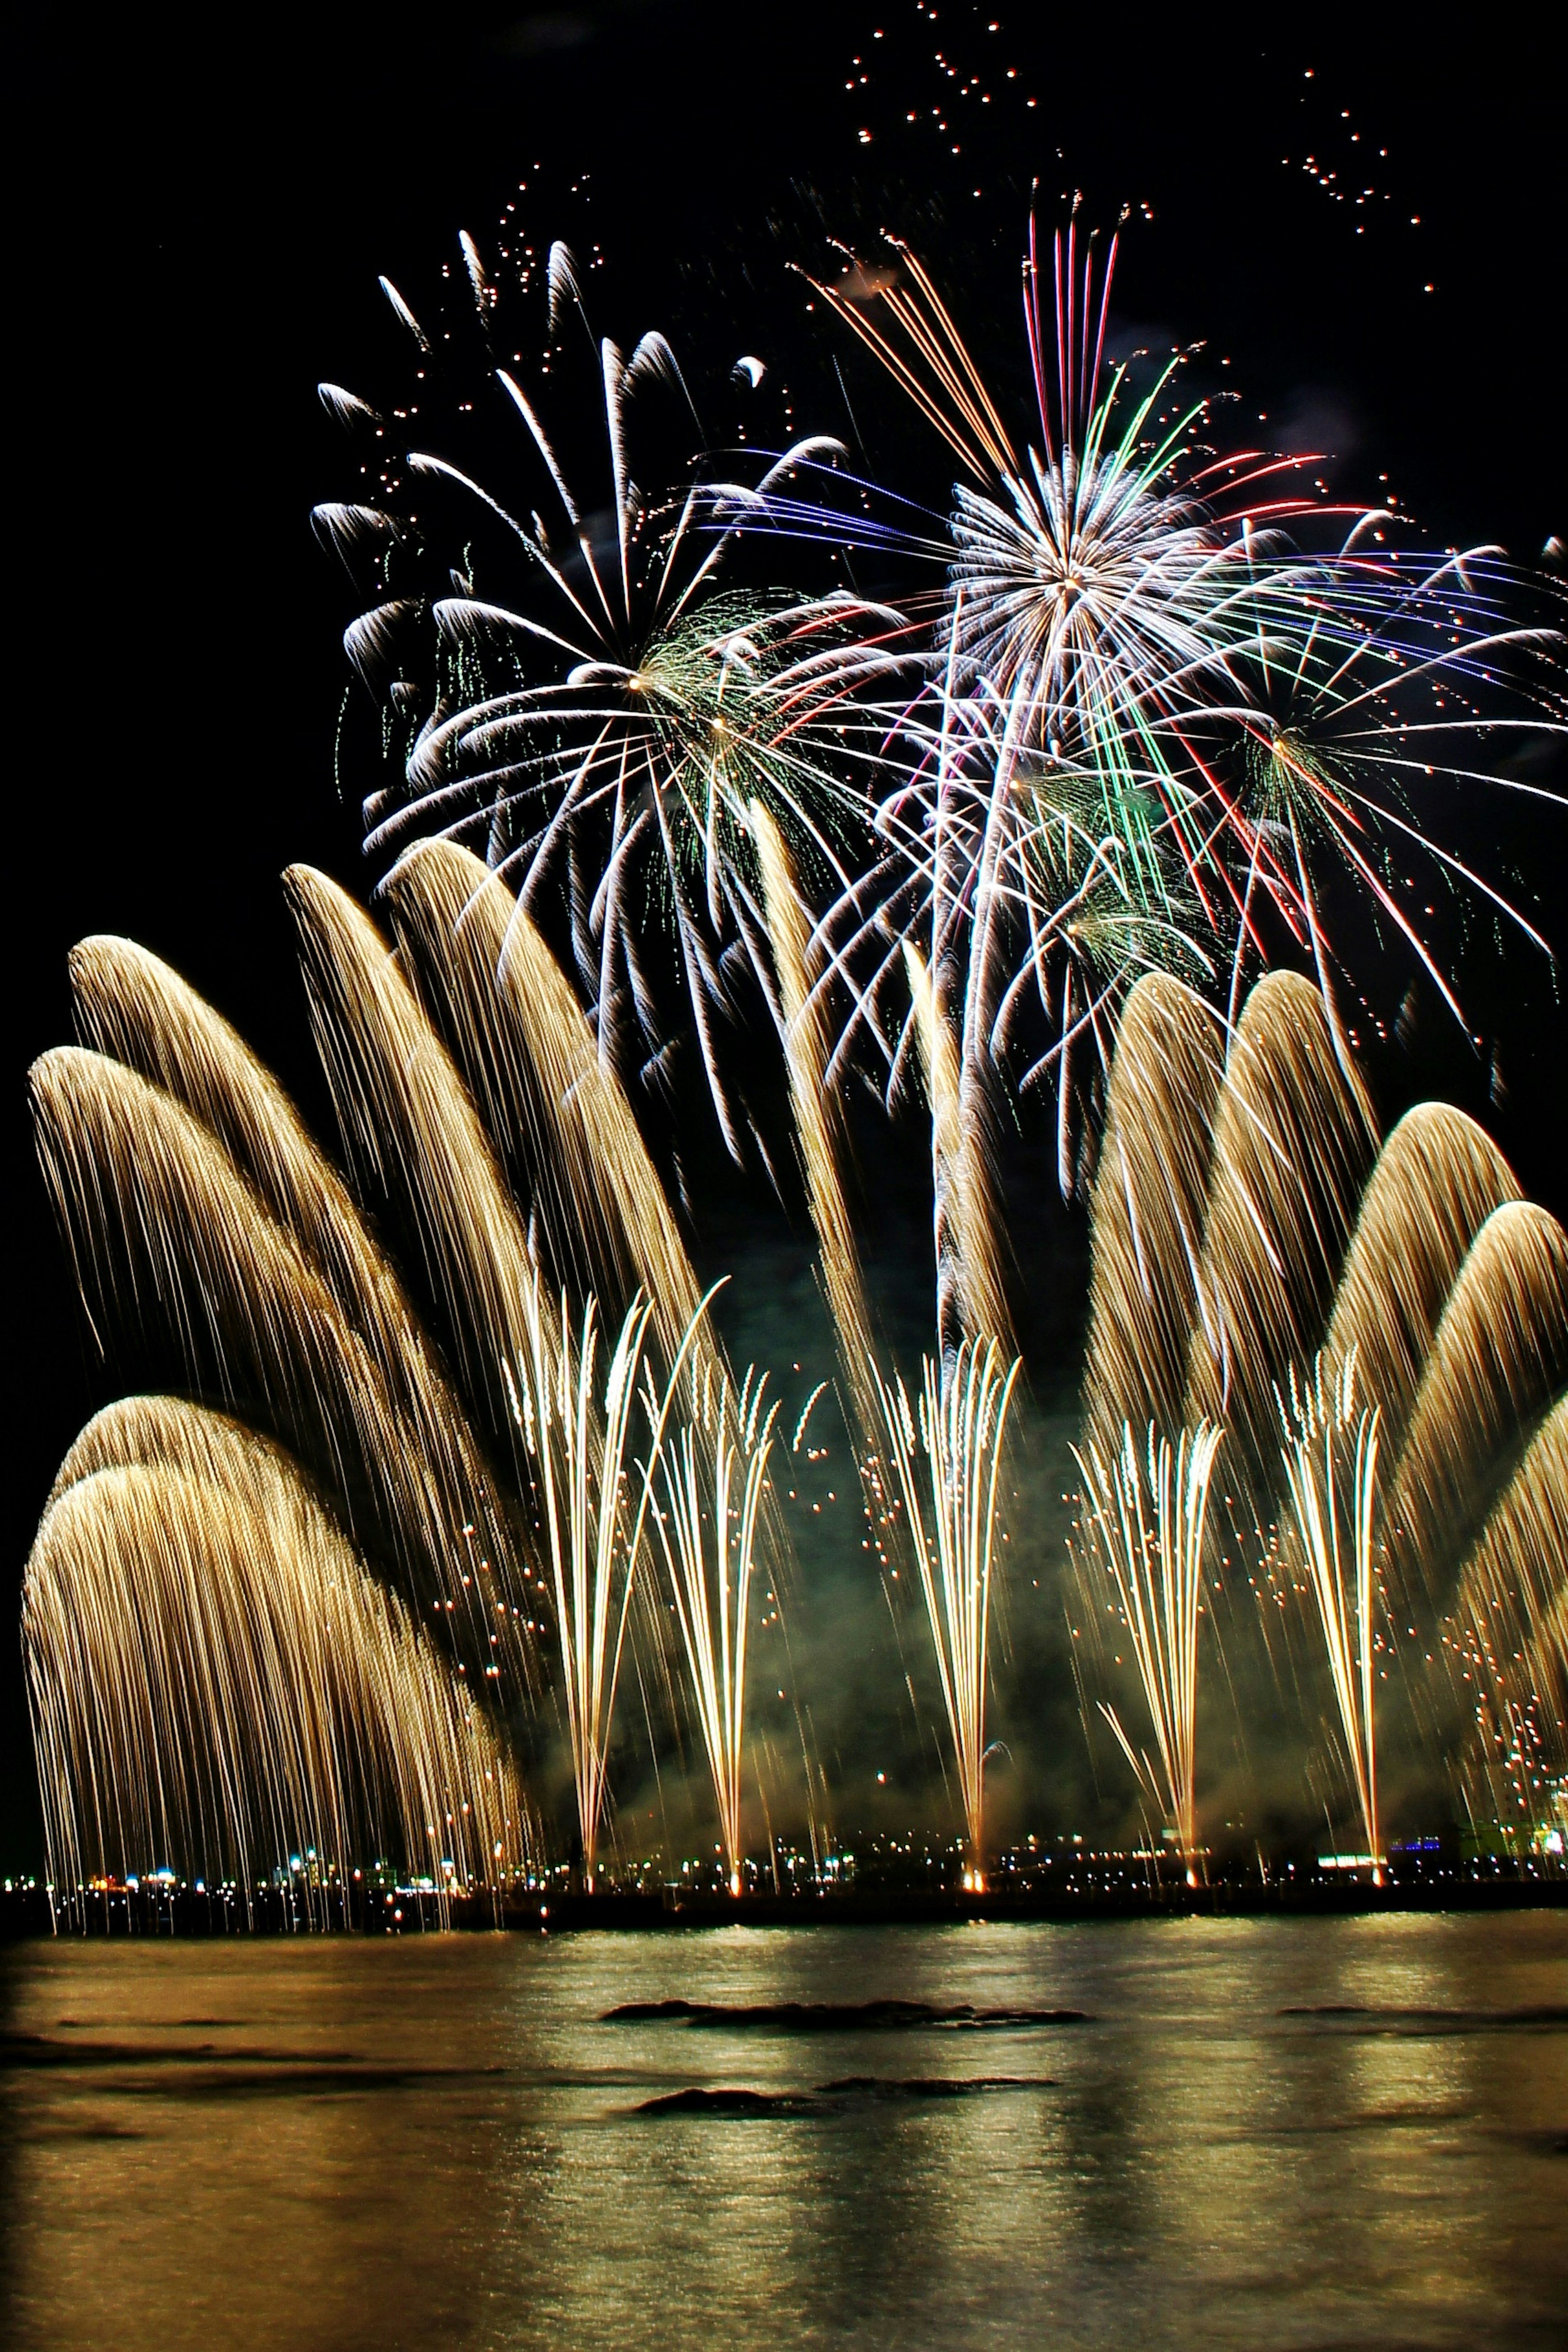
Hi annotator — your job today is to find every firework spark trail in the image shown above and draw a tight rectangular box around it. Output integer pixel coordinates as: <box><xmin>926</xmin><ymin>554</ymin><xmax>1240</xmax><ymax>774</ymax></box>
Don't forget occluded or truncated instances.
<box><xmin>1081</xmin><ymin>972</ymin><xmax>1225</xmax><ymax>1466</ymax></box>
<box><xmin>67</xmin><ymin>932</ymin><xmax>520</xmax><ymax>1618</ymax></box>
<box><xmin>285</xmin><ymin>864</ymin><xmax>559</xmax><ymax>1442</ymax></box>
<box><xmin>25</xmin><ymin>1400</ymin><xmax>528</xmax><ymax>1917</ymax></box>
<box><xmin>378</xmin><ymin>836</ymin><xmax>803</xmax><ymax>1685</ymax></box>
<box><xmin>1319</xmin><ymin>1103</ymin><xmax>1520</xmax><ymax>1460</ymax></box>
<box><xmin>1181</xmin><ymin>971</ymin><xmax>1376</xmax><ymax>1492</ymax></box>
<box><xmin>1078</xmin><ymin>968</ymin><xmax>1567</xmax><ymax>1832</ymax></box>
<box><xmin>904</xmin><ymin>941</ymin><xmax>1013</xmax><ymax>1365</ymax></box>
<box><xmin>325</xmin><ymin>238</ymin><xmax>891</xmax><ymax>1150</ymax></box>
<box><xmin>383</xmin><ymin>837</ymin><xmax>702</xmax><ymax>1359</ymax></box>
<box><xmin>874</xmin><ymin>1338</ymin><xmax>1021</xmax><ymax>1884</ymax></box>
<box><xmin>797</xmin><ymin>219</ymin><xmax>1564</xmax><ymax>1157</ymax></box>
<box><xmin>503</xmin><ymin>1278</ymin><xmax>714</xmax><ymax>1890</ymax></box>
<box><xmin>1451</xmin><ymin>1396</ymin><xmax>1568</xmax><ymax>1827</ymax></box>
<box><xmin>1278</xmin><ymin>1353</ymin><xmax>1384</xmax><ymax>1877</ymax></box>
<box><xmin>1384</xmin><ymin>1202</ymin><xmax>1568</xmax><ymax>1592</ymax></box>
<box><xmin>1073</xmin><ymin>1420</ymin><xmax>1224</xmax><ymax>1886</ymax></box>
<box><xmin>28</xmin><ymin>1047</ymin><xmax>531</xmax><ymax>1693</ymax></box>
<box><xmin>751</xmin><ymin>803</ymin><xmax>880</xmax><ymax>1442</ymax></box>
<box><xmin>648</xmin><ymin>1361</ymin><xmax>781</xmax><ymax>1895</ymax></box>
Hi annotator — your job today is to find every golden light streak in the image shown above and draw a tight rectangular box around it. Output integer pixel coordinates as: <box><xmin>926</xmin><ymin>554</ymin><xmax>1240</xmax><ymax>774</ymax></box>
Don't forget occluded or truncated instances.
<box><xmin>874</xmin><ymin>1339</ymin><xmax>1021</xmax><ymax>1885</ymax></box>
<box><xmin>383</xmin><ymin>838</ymin><xmax>703</xmax><ymax>1359</ymax></box>
<box><xmin>904</xmin><ymin>941</ymin><xmax>1013</xmax><ymax>1358</ymax></box>
<box><xmin>1278</xmin><ymin>1352</ymin><xmax>1384</xmax><ymax>1879</ymax></box>
<box><xmin>648</xmin><ymin>1362</ymin><xmax>781</xmax><ymax>1895</ymax></box>
<box><xmin>24</xmin><ymin>1400</ymin><xmax>529</xmax><ymax>1916</ymax></box>
<box><xmin>1073</xmin><ymin>1420</ymin><xmax>1223</xmax><ymax>1885</ymax></box>
<box><xmin>1081</xmin><ymin>972</ymin><xmax>1225</xmax><ymax>1465</ymax></box>
<box><xmin>752</xmin><ymin>803</ymin><xmax>880</xmax><ymax>1447</ymax></box>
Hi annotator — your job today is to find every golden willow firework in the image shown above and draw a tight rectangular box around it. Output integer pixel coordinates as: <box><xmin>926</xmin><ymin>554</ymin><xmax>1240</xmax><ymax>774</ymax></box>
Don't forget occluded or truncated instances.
<box><xmin>1076</xmin><ymin>965</ymin><xmax>1568</xmax><ymax>1848</ymax></box>
<box><xmin>1072</xmin><ymin>1421</ymin><xmax>1223</xmax><ymax>1885</ymax></box>
<box><xmin>875</xmin><ymin>1339</ymin><xmax>1021</xmax><ymax>1886</ymax></box>
<box><xmin>24</xmin><ymin>1400</ymin><xmax>530</xmax><ymax>1918</ymax></box>
<box><xmin>27</xmin><ymin>840</ymin><xmax>806</xmax><ymax>1893</ymax></box>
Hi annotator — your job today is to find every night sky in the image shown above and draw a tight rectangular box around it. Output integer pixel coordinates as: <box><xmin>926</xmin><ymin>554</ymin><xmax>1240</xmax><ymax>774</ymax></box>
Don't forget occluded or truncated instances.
<box><xmin>5</xmin><ymin>6</ymin><xmax>1564</xmax><ymax>1867</ymax></box>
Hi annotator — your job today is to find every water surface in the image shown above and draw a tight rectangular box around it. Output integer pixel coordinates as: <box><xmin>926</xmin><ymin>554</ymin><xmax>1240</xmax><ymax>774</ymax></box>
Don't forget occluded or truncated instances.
<box><xmin>2</xmin><ymin>1913</ymin><xmax>1564</xmax><ymax>2348</ymax></box>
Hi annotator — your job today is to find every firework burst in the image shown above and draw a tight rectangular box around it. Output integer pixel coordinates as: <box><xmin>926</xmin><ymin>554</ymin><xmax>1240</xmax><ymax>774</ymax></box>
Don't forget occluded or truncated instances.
<box><xmin>799</xmin><ymin>216</ymin><xmax>1564</xmax><ymax>1192</ymax></box>
<box><xmin>320</xmin><ymin>238</ymin><xmax>892</xmax><ymax>1155</ymax></box>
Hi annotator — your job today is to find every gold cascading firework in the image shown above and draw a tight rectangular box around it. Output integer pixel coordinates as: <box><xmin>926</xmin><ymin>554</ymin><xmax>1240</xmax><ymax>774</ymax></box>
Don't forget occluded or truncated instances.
<box><xmin>751</xmin><ymin>802</ymin><xmax>879</xmax><ymax>1445</ymax></box>
<box><xmin>1072</xmin><ymin>1419</ymin><xmax>1223</xmax><ymax>1885</ymax></box>
<box><xmin>1081</xmin><ymin>972</ymin><xmax>1225</xmax><ymax>1466</ymax></box>
<box><xmin>1318</xmin><ymin>1102</ymin><xmax>1520</xmax><ymax>1460</ymax></box>
<box><xmin>1448</xmin><ymin>1396</ymin><xmax>1568</xmax><ymax>1835</ymax></box>
<box><xmin>29</xmin><ymin>1046</ymin><xmax>530</xmax><ymax>1693</ymax></box>
<box><xmin>648</xmin><ymin>1362</ymin><xmax>781</xmax><ymax>1894</ymax></box>
<box><xmin>65</xmin><ymin>932</ymin><xmax>521</xmax><ymax>1621</ymax></box>
<box><xmin>1078</xmin><ymin>965</ymin><xmax>1568</xmax><ymax>1845</ymax></box>
<box><xmin>285</xmin><ymin>863</ymin><xmax>555</xmax><ymax>1438</ymax></box>
<box><xmin>904</xmin><ymin>940</ymin><xmax>1013</xmax><ymax>1361</ymax></box>
<box><xmin>1278</xmin><ymin>1353</ymin><xmax>1384</xmax><ymax>1878</ymax></box>
<box><xmin>874</xmin><ymin>1338</ymin><xmax>1021</xmax><ymax>1886</ymax></box>
<box><xmin>1181</xmin><ymin>970</ymin><xmax>1376</xmax><ymax>1487</ymax></box>
<box><xmin>383</xmin><ymin>837</ymin><xmax>703</xmax><ymax>1355</ymax></box>
<box><xmin>1384</xmin><ymin>1202</ymin><xmax>1568</xmax><ymax>1592</ymax></box>
<box><xmin>24</xmin><ymin>1398</ymin><xmax>529</xmax><ymax>1917</ymax></box>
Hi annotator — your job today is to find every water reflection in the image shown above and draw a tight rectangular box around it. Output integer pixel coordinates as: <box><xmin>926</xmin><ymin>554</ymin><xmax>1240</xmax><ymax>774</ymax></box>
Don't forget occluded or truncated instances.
<box><xmin>2</xmin><ymin>1917</ymin><xmax>1563</xmax><ymax>2350</ymax></box>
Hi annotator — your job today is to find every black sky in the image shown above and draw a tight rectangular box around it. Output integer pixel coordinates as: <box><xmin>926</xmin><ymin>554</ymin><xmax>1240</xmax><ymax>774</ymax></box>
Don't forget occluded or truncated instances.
<box><xmin>4</xmin><ymin>5</ymin><xmax>1564</xmax><ymax>1865</ymax></box>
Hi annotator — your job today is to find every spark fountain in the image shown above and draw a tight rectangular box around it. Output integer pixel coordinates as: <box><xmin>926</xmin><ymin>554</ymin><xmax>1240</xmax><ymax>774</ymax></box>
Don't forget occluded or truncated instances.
<box><xmin>648</xmin><ymin>1364</ymin><xmax>781</xmax><ymax>1895</ymax></box>
<box><xmin>1278</xmin><ymin>1354</ymin><xmax>1384</xmax><ymax>1880</ymax></box>
<box><xmin>1071</xmin><ymin>1421</ymin><xmax>1224</xmax><ymax>1886</ymax></box>
<box><xmin>1076</xmin><ymin>967</ymin><xmax>1568</xmax><ymax>1858</ymax></box>
<box><xmin>874</xmin><ymin>1340</ymin><xmax>1022</xmax><ymax>1889</ymax></box>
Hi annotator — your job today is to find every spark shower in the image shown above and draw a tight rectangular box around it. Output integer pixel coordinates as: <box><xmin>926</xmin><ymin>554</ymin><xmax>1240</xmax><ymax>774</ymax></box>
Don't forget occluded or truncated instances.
<box><xmin>21</xmin><ymin>197</ymin><xmax>1568</xmax><ymax>1913</ymax></box>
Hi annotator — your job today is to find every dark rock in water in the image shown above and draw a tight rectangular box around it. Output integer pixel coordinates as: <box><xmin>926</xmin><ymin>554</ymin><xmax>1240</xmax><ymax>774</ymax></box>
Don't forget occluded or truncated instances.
<box><xmin>635</xmin><ymin>2086</ymin><xmax>804</xmax><ymax>2116</ymax></box>
<box><xmin>635</xmin><ymin>2075</ymin><xmax>1056</xmax><ymax>2116</ymax></box>
<box><xmin>603</xmin><ymin>1998</ymin><xmax>1090</xmax><ymax>2031</ymax></box>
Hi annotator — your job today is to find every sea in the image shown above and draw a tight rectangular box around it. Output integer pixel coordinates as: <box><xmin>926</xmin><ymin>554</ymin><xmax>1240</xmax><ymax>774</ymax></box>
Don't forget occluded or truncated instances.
<box><xmin>2</xmin><ymin>1912</ymin><xmax>1564</xmax><ymax>2350</ymax></box>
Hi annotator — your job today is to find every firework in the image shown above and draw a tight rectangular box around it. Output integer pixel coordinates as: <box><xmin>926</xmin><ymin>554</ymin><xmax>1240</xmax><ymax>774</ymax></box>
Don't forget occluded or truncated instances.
<box><xmin>904</xmin><ymin>938</ymin><xmax>1013</xmax><ymax>1362</ymax></box>
<box><xmin>1078</xmin><ymin>966</ymin><xmax>1567</xmax><ymax>1845</ymax></box>
<box><xmin>647</xmin><ymin>1362</ymin><xmax>781</xmax><ymax>1894</ymax></box>
<box><xmin>874</xmin><ymin>1338</ymin><xmax>1021</xmax><ymax>1885</ymax></box>
<box><xmin>63</xmin><ymin>932</ymin><xmax>519</xmax><ymax>1616</ymax></box>
<box><xmin>798</xmin><ymin>218</ymin><xmax>1562</xmax><ymax>1171</ymax></box>
<box><xmin>1081</xmin><ymin>971</ymin><xmax>1225</xmax><ymax>1467</ymax></box>
<box><xmin>1072</xmin><ymin>1420</ymin><xmax>1224</xmax><ymax>1885</ymax></box>
<box><xmin>29</xmin><ymin>1045</ymin><xmax>529</xmax><ymax>1683</ymax></box>
<box><xmin>25</xmin><ymin>1399</ymin><xmax>528</xmax><ymax>1918</ymax></box>
<box><xmin>1181</xmin><ymin>970</ymin><xmax>1376</xmax><ymax>1490</ymax></box>
<box><xmin>322</xmin><ymin>238</ymin><xmax>887</xmax><ymax>1153</ymax></box>
<box><xmin>1278</xmin><ymin>1353</ymin><xmax>1384</xmax><ymax>1878</ymax></box>
<box><xmin>503</xmin><ymin>1277</ymin><xmax>714</xmax><ymax>1890</ymax></box>
<box><xmin>1385</xmin><ymin>1203</ymin><xmax>1568</xmax><ymax>1593</ymax></box>
<box><xmin>383</xmin><ymin>836</ymin><xmax>703</xmax><ymax>1356</ymax></box>
<box><xmin>751</xmin><ymin>802</ymin><xmax>879</xmax><ymax>1445</ymax></box>
<box><xmin>1450</xmin><ymin>1397</ymin><xmax>1568</xmax><ymax>1833</ymax></box>
<box><xmin>286</xmin><ymin>863</ymin><xmax>552</xmax><ymax>1445</ymax></box>
<box><xmin>1319</xmin><ymin>1102</ymin><xmax>1519</xmax><ymax>1460</ymax></box>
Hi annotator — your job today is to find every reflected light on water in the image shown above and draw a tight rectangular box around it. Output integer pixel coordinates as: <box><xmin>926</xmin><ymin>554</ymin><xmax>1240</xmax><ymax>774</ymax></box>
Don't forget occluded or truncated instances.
<box><xmin>1</xmin><ymin>1915</ymin><xmax>1564</xmax><ymax>2351</ymax></box>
